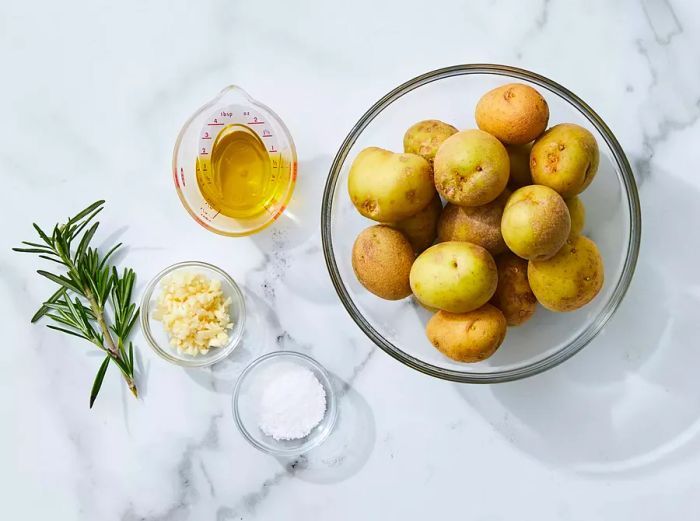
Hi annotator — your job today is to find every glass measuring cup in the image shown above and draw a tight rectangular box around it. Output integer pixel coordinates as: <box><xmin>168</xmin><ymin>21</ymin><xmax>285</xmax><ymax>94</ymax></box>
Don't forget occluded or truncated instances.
<box><xmin>172</xmin><ymin>86</ymin><xmax>297</xmax><ymax>236</ymax></box>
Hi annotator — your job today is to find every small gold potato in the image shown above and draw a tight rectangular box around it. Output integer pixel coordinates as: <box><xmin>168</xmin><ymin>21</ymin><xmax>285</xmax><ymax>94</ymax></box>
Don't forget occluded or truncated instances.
<box><xmin>433</xmin><ymin>130</ymin><xmax>510</xmax><ymax>207</ymax></box>
<box><xmin>501</xmin><ymin>185</ymin><xmax>571</xmax><ymax>261</ymax></box>
<box><xmin>403</xmin><ymin>119</ymin><xmax>458</xmax><ymax>164</ymax></box>
<box><xmin>352</xmin><ymin>225</ymin><xmax>415</xmax><ymax>300</ymax></box>
<box><xmin>475</xmin><ymin>83</ymin><xmax>549</xmax><ymax>145</ymax></box>
<box><xmin>566</xmin><ymin>196</ymin><xmax>586</xmax><ymax>238</ymax></box>
<box><xmin>410</xmin><ymin>241</ymin><xmax>498</xmax><ymax>313</ymax></box>
<box><xmin>436</xmin><ymin>189</ymin><xmax>510</xmax><ymax>255</ymax></box>
<box><xmin>426</xmin><ymin>304</ymin><xmax>507</xmax><ymax>362</ymax></box>
<box><xmin>528</xmin><ymin>235</ymin><xmax>604</xmax><ymax>312</ymax></box>
<box><xmin>348</xmin><ymin>147</ymin><xmax>435</xmax><ymax>222</ymax></box>
<box><xmin>530</xmin><ymin>123</ymin><xmax>600</xmax><ymax>198</ymax></box>
<box><xmin>491</xmin><ymin>252</ymin><xmax>537</xmax><ymax>326</ymax></box>
<box><xmin>388</xmin><ymin>196</ymin><xmax>442</xmax><ymax>252</ymax></box>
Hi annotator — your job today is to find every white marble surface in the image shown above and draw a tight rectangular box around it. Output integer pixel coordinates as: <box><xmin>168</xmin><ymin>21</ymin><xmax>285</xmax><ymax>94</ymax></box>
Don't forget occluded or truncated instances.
<box><xmin>2</xmin><ymin>0</ymin><xmax>700</xmax><ymax>519</ymax></box>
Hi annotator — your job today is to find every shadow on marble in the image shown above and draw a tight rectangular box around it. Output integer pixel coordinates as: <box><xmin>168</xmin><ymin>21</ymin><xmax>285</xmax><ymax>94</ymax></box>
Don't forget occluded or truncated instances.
<box><xmin>251</xmin><ymin>155</ymin><xmax>332</xmax><ymax>251</ymax></box>
<box><xmin>274</xmin><ymin>373</ymin><xmax>376</xmax><ymax>484</ymax></box>
<box><xmin>456</xmin><ymin>169</ymin><xmax>700</xmax><ymax>477</ymax></box>
<box><xmin>183</xmin><ymin>287</ymin><xmax>278</xmax><ymax>395</ymax></box>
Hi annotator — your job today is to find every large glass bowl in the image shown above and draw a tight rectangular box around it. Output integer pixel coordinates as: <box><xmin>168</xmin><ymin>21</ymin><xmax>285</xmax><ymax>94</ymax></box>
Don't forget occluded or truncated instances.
<box><xmin>321</xmin><ymin>64</ymin><xmax>641</xmax><ymax>383</ymax></box>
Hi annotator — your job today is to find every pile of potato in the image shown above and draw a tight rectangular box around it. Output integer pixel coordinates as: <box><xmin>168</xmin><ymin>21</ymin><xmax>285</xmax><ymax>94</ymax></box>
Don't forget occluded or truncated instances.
<box><xmin>348</xmin><ymin>83</ymin><xmax>604</xmax><ymax>363</ymax></box>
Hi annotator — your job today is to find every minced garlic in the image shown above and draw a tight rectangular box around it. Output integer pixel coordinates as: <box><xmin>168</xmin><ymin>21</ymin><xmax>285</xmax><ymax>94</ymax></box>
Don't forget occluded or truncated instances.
<box><xmin>152</xmin><ymin>270</ymin><xmax>232</xmax><ymax>356</ymax></box>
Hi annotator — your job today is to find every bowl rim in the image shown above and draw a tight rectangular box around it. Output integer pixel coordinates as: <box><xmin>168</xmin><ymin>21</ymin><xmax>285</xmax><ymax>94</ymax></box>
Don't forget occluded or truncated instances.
<box><xmin>231</xmin><ymin>351</ymin><xmax>339</xmax><ymax>455</ymax></box>
<box><xmin>320</xmin><ymin>63</ymin><xmax>642</xmax><ymax>383</ymax></box>
<box><xmin>139</xmin><ymin>260</ymin><xmax>246</xmax><ymax>368</ymax></box>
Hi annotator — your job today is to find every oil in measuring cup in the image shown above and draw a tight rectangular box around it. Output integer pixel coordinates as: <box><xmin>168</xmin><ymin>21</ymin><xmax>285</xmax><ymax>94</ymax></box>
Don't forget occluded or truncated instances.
<box><xmin>173</xmin><ymin>86</ymin><xmax>297</xmax><ymax>237</ymax></box>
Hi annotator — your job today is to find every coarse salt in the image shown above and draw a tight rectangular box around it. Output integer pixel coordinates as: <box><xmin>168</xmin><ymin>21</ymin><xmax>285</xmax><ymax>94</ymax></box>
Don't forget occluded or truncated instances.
<box><xmin>258</xmin><ymin>362</ymin><xmax>327</xmax><ymax>441</ymax></box>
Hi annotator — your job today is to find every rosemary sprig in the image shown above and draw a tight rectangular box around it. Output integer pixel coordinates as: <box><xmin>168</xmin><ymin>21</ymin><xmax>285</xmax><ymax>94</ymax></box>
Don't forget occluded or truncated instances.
<box><xmin>14</xmin><ymin>200</ymin><xmax>140</xmax><ymax>407</ymax></box>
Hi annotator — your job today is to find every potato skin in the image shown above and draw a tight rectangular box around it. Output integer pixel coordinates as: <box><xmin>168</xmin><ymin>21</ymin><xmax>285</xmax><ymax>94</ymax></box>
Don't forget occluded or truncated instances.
<box><xmin>433</xmin><ymin>130</ymin><xmax>510</xmax><ymax>207</ymax></box>
<box><xmin>348</xmin><ymin>147</ymin><xmax>435</xmax><ymax>222</ymax></box>
<box><xmin>436</xmin><ymin>189</ymin><xmax>510</xmax><ymax>255</ymax></box>
<box><xmin>410</xmin><ymin>241</ymin><xmax>498</xmax><ymax>313</ymax></box>
<box><xmin>475</xmin><ymin>83</ymin><xmax>549</xmax><ymax>145</ymax></box>
<box><xmin>352</xmin><ymin>225</ymin><xmax>414</xmax><ymax>300</ymax></box>
<box><xmin>506</xmin><ymin>143</ymin><xmax>533</xmax><ymax>188</ymax></box>
<box><xmin>566</xmin><ymin>196</ymin><xmax>585</xmax><ymax>239</ymax></box>
<box><xmin>403</xmin><ymin>120</ymin><xmax>458</xmax><ymax>164</ymax></box>
<box><xmin>426</xmin><ymin>305</ymin><xmax>507</xmax><ymax>362</ymax></box>
<box><xmin>530</xmin><ymin>123</ymin><xmax>600</xmax><ymax>198</ymax></box>
<box><xmin>501</xmin><ymin>185</ymin><xmax>571</xmax><ymax>261</ymax></box>
<box><xmin>491</xmin><ymin>253</ymin><xmax>537</xmax><ymax>326</ymax></box>
<box><xmin>528</xmin><ymin>235</ymin><xmax>604</xmax><ymax>312</ymax></box>
<box><xmin>388</xmin><ymin>195</ymin><xmax>442</xmax><ymax>252</ymax></box>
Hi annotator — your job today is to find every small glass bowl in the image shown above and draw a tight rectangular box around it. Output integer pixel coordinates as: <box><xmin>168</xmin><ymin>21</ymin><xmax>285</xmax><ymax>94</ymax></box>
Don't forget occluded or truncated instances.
<box><xmin>140</xmin><ymin>261</ymin><xmax>246</xmax><ymax>367</ymax></box>
<box><xmin>232</xmin><ymin>351</ymin><xmax>338</xmax><ymax>456</ymax></box>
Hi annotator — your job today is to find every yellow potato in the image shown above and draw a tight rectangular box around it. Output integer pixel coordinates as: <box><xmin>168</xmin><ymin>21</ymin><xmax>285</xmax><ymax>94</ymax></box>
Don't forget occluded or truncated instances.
<box><xmin>426</xmin><ymin>305</ymin><xmax>507</xmax><ymax>362</ymax></box>
<box><xmin>501</xmin><ymin>185</ymin><xmax>571</xmax><ymax>261</ymax></box>
<box><xmin>348</xmin><ymin>147</ymin><xmax>435</xmax><ymax>222</ymax></box>
<box><xmin>436</xmin><ymin>189</ymin><xmax>510</xmax><ymax>255</ymax></box>
<box><xmin>475</xmin><ymin>83</ymin><xmax>549</xmax><ymax>145</ymax></box>
<box><xmin>506</xmin><ymin>143</ymin><xmax>533</xmax><ymax>188</ymax></box>
<box><xmin>433</xmin><ymin>130</ymin><xmax>510</xmax><ymax>207</ymax></box>
<box><xmin>403</xmin><ymin>120</ymin><xmax>458</xmax><ymax>164</ymax></box>
<box><xmin>388</xmin><ymin>196</ymin><xmax>442</xmax><ymax>252</ymax></box>
<box><xmin>528</xmin><ymin>235</ymin><xmax>604</xmax><ymax>312</ymax></box>
<box><xmin>491</xmin><ymin>252</ymin><xmax>537</xmax><ymax>326</ymax></box>
<box><xmin>530</xmin><ymin>123</ymin><xmax>600</xmax><ymax>197</ymax></box>
<box><xmin>410</xmin><ymin>241</ymin><xmax>497</xmax><ymax>313</ymax></box>
<box><xmin>352</xmin><ymin>225</ymin><xmax>414</xmax><ymax>300</ymax></box>
<box><xmin>566</xmin><ymin>196</ymin><xmax>586</xmax><ymax>238</ymax></box>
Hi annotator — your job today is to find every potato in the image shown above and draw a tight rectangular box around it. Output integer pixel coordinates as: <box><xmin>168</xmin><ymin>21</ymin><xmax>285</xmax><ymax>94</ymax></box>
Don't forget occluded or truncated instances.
<box><xmin>506</xmin><ymin>143</ymin><xmax>533</xmax><ymax>188</ymax></box>
<box><xmin>403</xmin><ymin>120</ymin><xmax>458</xmax><ymax>164</ymax></box>
<box><xmin>352</xmin><ymin>225</ymin><xmax>414</xmax><ymax>300</ymax></box>
<box><xmin>530</xmin><ymin>123</ymin><xmax>599</xmax><ymax>198</ymax></box>
<box><xmin>501</xmin><ymin>185</ymin><xmax>571</xmax><ymax>261</ymax></box>
<box><xmin>426</xmin><ymin>305</ymin><xmax>507</xmax><ymax>362</ymax></box>
<box><xmin>389</xmin><ymin>196</ymin><xmax>442</xmax><ymax>252</ymax></box>
<box><xmin>436</xmin><ymin>189</ymin><xmax>510</xmax><ymax>255</ymax></box>
<box><xmin>433</xmin><ymin>129</ymin><xmax>510</xmax><ymax>207</ymax></box>
<box><xmin>475</xmin><ymin>83</ymin><xmax>549</xmax><ymax>145</ymax></box>
<box><xmin>410</xmin><ymin>241</ymin><xmax>497</xmax><ymax>313</ymax></box>
<box><xmin>491</xmin><ymin>252</ymin><xmax>537</xmax><ymax>325</ymax></box>
<box><xmin>566</xmin><ymin>196</ymin><xmax>585</xmax><ymax>238</ymax></box>
<box><xmin>528</xmin><ymin>235</ymin><xmax>604</xmax><ymax>312</ymax></box>
<box><xmin>348</xmin><ymin>147</ymin><xmax>435</xmax><ymax>222</ymax></box>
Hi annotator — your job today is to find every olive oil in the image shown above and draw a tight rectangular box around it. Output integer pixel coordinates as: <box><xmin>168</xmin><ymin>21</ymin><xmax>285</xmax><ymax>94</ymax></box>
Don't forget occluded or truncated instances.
<box><xmin>196</xmin><ymin>124</ymin><xmax>278</xmax><ymax>219</ymax></box>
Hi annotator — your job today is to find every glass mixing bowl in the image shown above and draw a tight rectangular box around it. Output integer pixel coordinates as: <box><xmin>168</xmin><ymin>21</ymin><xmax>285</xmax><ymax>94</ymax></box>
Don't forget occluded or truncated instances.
<box><xmin>321</xmin><ymin>64</ymin><xmax>641</xmax><ymax>383</ymax></box>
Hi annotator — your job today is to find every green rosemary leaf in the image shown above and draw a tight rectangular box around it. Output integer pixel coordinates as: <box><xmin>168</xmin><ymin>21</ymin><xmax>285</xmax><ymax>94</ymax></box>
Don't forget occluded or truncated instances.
<box><xmin>32</xmin><ymin>223</ymin><xmax>52</xmax><ymax>246</ymax></box>
<box><xmin>12</xmin><ymin>247</ymin><xmax>54</xmax><ymax>254</ymax></box>
<box><xmin>47</xmin><ymin>324</ymin><xmax>88</xmax><ymax>340</ymax></box>
<box><xmin>89</xmin><ymin>355</ymin><xmax>110</xmax><ymax>408</ymax></box>
<box><xmin>75</xmin><ymin>222</ymin><xmax>99</xmax><ymax>261</ymax></box>
<box><xmin>68</xmin><ymin>200</ymin><xmax>105</xmax><ymax>226</ymax></box>
<box><xmin>99</xmin><ymin>243</ymin><xmax>122</xmax><ymax>270</ymax></box>
<box><xmin>128</xmin><ymin>341</ymin><xmax>134</xmax><ymax>373</ymax></box>
<box><xmin>38</xmin><ymin>255</ymin><xmax>65</xmax><ymax>265</ymax></box>
<box><xmin>31</xmin><ymin>287</ymin><xmax>67</xmax><ymax>323</ymax></box>
<box><xmin>37</xmin><ymin>270</ymin><xmax>82</xmax><ymax>294</ymax></box>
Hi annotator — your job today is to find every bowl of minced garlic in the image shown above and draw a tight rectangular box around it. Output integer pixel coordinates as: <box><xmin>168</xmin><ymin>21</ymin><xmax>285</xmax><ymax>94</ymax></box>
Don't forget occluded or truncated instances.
<box><xmin>140</xmin><ymin>261</ymin><xmax>246</xmax><ymax>367</ymax></box>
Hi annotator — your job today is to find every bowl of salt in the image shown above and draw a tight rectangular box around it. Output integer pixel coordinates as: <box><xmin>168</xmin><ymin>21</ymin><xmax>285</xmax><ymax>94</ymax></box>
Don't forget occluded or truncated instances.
<box><xmin>232</xmin><ymin>351</ymin><xmax>338</xmax><ymax>455</ymax></box>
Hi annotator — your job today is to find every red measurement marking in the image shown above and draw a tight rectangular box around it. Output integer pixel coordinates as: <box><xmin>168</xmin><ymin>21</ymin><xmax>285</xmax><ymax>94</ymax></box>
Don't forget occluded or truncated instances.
<box><xmin>202</xmin><ymin>136</ymin><xmax>212</xmax><ymax>139</ymax></box>
<box><xmin>208</xmin><ymin>123</ymin><xmax>224</xmax><ymax>126</ymax></box>
<box><xmin>200</xmin><ymin>152</ymin><xmax>209</xmax><ymax>155</ymax></box>
<box><xmin>180</xmin><ymin>167</ymin><xmax>186</xmax><ymax>187</ymax></box>
<box><xmin>269</xmin><ymin>147</ymin><xmax>277</xmax><ymax>153</ymax></box>
<box><xmin>247</xmin><ymin>121</ymin><xmax>264</xmax><ymax>125</ymax></box>
<box><xmin>212</xmin><ymin>210</ymin><xmax>220</xmax><ymax>219</ymax></box>
<box><xmin>262</xmin><ymin>133</ymin><xmax>272</xmax><ymax>138</ymax></box>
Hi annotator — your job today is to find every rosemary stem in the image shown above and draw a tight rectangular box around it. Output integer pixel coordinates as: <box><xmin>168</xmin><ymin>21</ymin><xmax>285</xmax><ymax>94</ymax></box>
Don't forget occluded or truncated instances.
<box><xmin>86</xmin><ymin>288</ymin><xmax>138</xmax><ymax>398</ymax></box>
